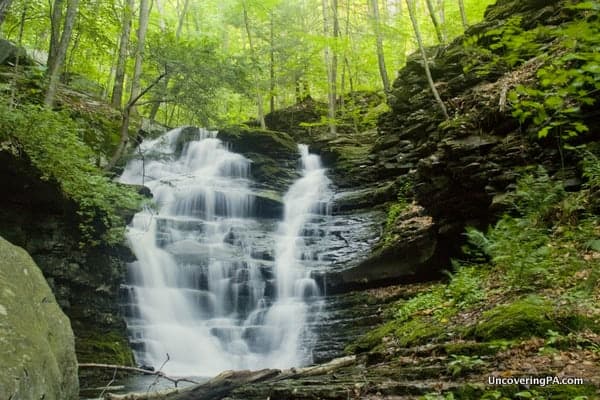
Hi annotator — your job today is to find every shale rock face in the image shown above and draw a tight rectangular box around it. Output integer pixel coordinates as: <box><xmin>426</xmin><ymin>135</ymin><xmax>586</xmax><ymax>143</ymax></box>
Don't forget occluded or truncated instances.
<box><xmin>0</xmin><ymin>236</ymin><xmax>79</xmax><ymax>400</ymax></box>
<box><xmin>371</xmin><ymin>0</ymin><xmax>596</xmax><ymax>258</ymax></box>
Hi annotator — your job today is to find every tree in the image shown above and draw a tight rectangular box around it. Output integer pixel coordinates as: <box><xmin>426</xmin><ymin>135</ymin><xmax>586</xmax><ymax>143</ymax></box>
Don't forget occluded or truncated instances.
<box><xmin>0</xmin><ymin>0</ymin><xmax>13</xmax><ymax>27</ymax></box>
<box><xmin>130</xmin><ymin>0</ymin><xmax>150</xmax><ymax>115</ymax></box>
<box><xmin>322</xmin><ymin>0</ymin><xmax>337</xmax><ymax>135</ymax></box>
<box><xmin>405</xmin><ymin>0</ymin><xmax>448</xmax><ymax>119</ymax></box>
<box><xmin>45</xmin><ymin>0</ymin><xmax>80</xmax><ymax>107</ymax></box>
<box><xmin>369</xmin><ymin>0</ymin><xmax>390</xmax><ymax>93</ymax></box>
<box><xmin>458</xmin><ymin>0</ymin><xmax>468</xmax><ymax>30</ymax></box>
<box><xmin>111</xmin><ymin>0</ymin><xmax>135</xmax><ymax>109</ymax></box>
<box><xmin>425</xmin><ymin>0</ymin><xmax>444</xmax><ymax>43</ymax></box>
<box><xmin>242</xmin><ymin>0</ymin><xmax>265</xmax><ymax>129</ymax></box>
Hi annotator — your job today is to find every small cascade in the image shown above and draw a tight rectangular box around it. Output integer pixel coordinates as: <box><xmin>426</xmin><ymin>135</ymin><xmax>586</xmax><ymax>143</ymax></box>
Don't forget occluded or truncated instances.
<box><xmin>119</xmin><ymin>128</ymin><xmax>331</xmax><ymax>376</ymax></box>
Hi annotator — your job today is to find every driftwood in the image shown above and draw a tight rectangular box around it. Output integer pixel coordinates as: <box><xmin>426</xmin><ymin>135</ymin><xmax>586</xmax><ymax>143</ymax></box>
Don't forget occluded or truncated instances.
<box><xmin>101</xmin><ymin>355</ymin><xmax>357</xmax><ymax>400</ymax></box>
<box><xmin>78</xmin><ymin>363</ymin><xmax>200</xmax><ymax>387</ymax></box>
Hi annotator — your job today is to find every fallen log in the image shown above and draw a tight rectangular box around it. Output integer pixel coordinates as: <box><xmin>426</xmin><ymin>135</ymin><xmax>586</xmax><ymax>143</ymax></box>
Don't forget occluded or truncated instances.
<box><xmin>103</xmin><ymin>368</ymin><xmax>281</xmax><ymax>400</ymax></box>
<box><xmin>101</xmin><ymin>355</ymin><xmax>357</xmax><ymax>400</ymax></box>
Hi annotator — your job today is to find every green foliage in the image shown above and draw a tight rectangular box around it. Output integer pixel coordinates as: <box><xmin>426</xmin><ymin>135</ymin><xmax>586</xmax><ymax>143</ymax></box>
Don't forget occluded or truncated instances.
<box><xmin>0</xmin><ymin>100</ymin><xmax>142</xmax><ymax>246</ymax></box>
<box><xmin>445</xmin><ymin>265</ymin><xmax>485</xmax><ymax>308</ymax></box>
<box><xmin>464</xmin><ymin>167</ymin><xmax>595</xmax><ymax>289</ymax></box>
<box><xmin>463</xmin><ymin>16</ymin><xmax>549</xmax><ymax>77</ymax></box>
<box><xmin>508</xmin><ymin>15</ymin><xmax>600</xmax><ymax>141</ymax></box>
<box><xmin>446</xmin><ymin>354</ymin><xmax>486</xmax><ymax>377</ymax></box>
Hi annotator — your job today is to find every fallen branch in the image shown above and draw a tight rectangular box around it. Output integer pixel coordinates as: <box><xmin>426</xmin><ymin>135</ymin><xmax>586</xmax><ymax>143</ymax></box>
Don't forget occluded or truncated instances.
<box><xmin>78</xmin><ymin>363</ymin><xmax>200</xmax><ymax>387</ymax></box>
<box><xmin>98</xmin><ymin>355</ymin><xmax>357</xmax><ymax>400</ymax></box>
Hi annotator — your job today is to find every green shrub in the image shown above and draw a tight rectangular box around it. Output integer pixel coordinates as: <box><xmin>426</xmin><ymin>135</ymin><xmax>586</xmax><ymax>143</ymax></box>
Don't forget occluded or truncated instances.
<box><xmin>0</xmin><ymin>101</ymin><xmax>142</xmax><ymax>245</ymax></box>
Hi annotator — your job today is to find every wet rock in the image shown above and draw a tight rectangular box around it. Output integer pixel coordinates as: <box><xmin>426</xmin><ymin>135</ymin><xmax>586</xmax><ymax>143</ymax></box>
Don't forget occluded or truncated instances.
<box><xmin>0</xmin><ymin>236</ymin><xmax>78</xmax><ymax>400</ymax></box>
<box><xmin>322</xmin><ymin>205</ymin><xmax>439</xmax><ymax>293</ymax></box>
<box><xmin>217</xmin><ymin>126</ymin><xmax>300</xmax><ymax>192</ymax></box>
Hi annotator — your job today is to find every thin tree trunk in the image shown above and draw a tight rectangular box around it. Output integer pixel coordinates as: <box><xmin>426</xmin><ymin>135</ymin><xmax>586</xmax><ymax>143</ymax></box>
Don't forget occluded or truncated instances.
<box><xmin>322</xmin><ymin>0</ymin><xmax>337</xmax><ymax>135</ymax></box>
<box><xmin>47</xmin><ymin>0</ymin><xmax>64</xmax><ymax>70</ymax></box>
<box><xmin>269</xmin><ymin>11</ymin><xmax>275</xmax><ymax>114</ymax></box>
<box><xmin>0</xmin><ymin>0</ymin><xmax>13</xmax><ymax>27</ymax></box>
<box><xmin>112</xmin><ymin>0</ymin><xmax>134</xmax><ymax>109</ymax></box>
<box><xmin>437</xmin><ymin>0</ymin><xmax>446</xmax><ymax>39</ymax></box>
<box><xmin>105</xmin><ymin>72</ymin><xmax>167</xmax><ymax>172</ymax></box>
<box><xmin>9</xmin><ymin>2</ymin><xmax>26</xmax><ymax>108</ymax></box>
<box><xmin>242</xmin><ymin>1</ymin><xmax>266</xmax><ymax>129</ymax></box>
<box><xmin>425</xmin><ymin>0</ymin><xmax>444</xmax><ymax>43</ymax></box>
<box><xmin>370</xmin><ymin>0</ymin><xmax>390</xmax><ymax>93</ymax></box>
<box><xmin>405</xmin><ymin>0</ymin><xmax>448</xmax><ymax>119</ymax></box>
<box><xmin>175</xmin><ymin>0</ymin><xmax>189</xmax><ymax>38</ymax></box>
<box><xmin>458</xmin><ymin>0</ymin><xmax>468</xmax><ymax>30</ymax></box>
<box><xmin>332</xmin><ymin>0</ymin><xmax>339</xmax><ymax>121</ymax></box>
<box><xmin>130</xmin><ymin>0</ymin><xmax>150</xmax><ymax>115</ymax></box>
<box><xmin>45</xmin><ymin>0</ymin><xmax>79</xmax><ymax>108</ymax></box>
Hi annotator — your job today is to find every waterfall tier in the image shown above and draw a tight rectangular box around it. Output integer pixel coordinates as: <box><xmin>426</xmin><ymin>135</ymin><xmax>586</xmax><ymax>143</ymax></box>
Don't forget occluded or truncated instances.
<box><xmin>119</xmin><ymin>128</ymin><xmax>332</xmax><ymax>376</ymax></box>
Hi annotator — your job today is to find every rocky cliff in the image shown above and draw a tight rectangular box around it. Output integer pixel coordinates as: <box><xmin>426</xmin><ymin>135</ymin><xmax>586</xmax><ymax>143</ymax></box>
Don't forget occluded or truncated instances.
<box><xmin>0</xmin><ymin>150</ymin><xmax>135</xmax><ymax>366</ymax></box>
<box><xmin>309</xmin><ymin>0</ymin><xmax>600</xmax><ymax>292</ymax></box>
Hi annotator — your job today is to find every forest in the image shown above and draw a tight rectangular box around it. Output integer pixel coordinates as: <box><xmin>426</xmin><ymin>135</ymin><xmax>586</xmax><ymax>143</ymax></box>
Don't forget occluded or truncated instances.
<box><xmin>0</xmin><ymin>0</ymin><xmax>599</xmax><ymax>399</ymax></box>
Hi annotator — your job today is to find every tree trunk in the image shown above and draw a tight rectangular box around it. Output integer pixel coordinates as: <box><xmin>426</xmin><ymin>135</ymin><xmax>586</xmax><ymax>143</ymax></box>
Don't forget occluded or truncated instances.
<box><xmin>331</xmin><ymin>0</ymin><xmax>339</xmax><ymax>122</ymax></box>
<box><xmin>130</xmin><ymin>0</ymin><xmax>150</xmax><ymax>115</ymax></box>
<box><xmin>269</xmin><ymin>11</ymin><xmax>275</xmax><ymax>114</ymax></box>
<box><xmin>45</xmin><ymin>0</ymin><xmax>79</xmax><ymax>108</ymax></box>
<box><xmin>458</xmin><ymin>0</ymin><xmax>468</xmax><ymax>30</ymax></box>
<box><xmin>438</xmin><ymin>0</ymin><xmax>446</xmax><ymax>41</ymax></box>
<box><xmin>369</xmin><ymin>0</ymin><xmax>390</xmax><ymax>93</ymax></box>
<box><xmin>47</xmin><ymin>0</ymin><xmax>64</xmax><ymax>70</ymax></box>
<box><xmin>112</xmin><ymin>0</ymin><xmax>134</xmax><ymax>109</ymax></box>
<box><xmin>9</xmin><ymin>2</ymin><xmax>27</xmax><ymax>107</ymax></box>
<box><xmin>242</xmin><ymin>1</ymin><xmax>266</xmax><ymax>129</ymax></box>
<box><xmin>0</xmin><ymin>0</ymin><xmax>13</xmax><ymax>27</ymax></box>
<box><xmin>105</xmin><ymin>72</ymin><xmax>166</xmax><ymax>172</ymax></box>
<box><xmin>425</xmin><ymin>0</ymin><xmax>444</xmax><ymax>43</ymax></box>
<box><xmin>405</xmin><ymin>0</ymin><xmax>448</xmax><ymax>119</ymax></box>
<box><xmin>175</xmin><ymin>0</ymin><xmax>189</xmax><ymax>38</ymax></box>
<box><xmin>322</xmin><ymin>0</ymin><xmax>337</xmax><ymax>135</ymax></box>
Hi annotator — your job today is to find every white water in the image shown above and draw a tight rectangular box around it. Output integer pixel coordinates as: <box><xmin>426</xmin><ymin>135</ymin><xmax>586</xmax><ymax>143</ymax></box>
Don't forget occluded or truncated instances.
<box><xmin>119</xmin><ymin>128</ymin><xmax>331</xmax><ymax>376</ymax></box>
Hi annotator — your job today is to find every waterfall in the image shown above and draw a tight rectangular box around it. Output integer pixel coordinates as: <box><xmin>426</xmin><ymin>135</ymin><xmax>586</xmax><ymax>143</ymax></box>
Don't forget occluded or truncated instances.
<box><xmin>119</xmin><ymin>128</ymin><xmax>331</xmax><ymax>376</ymax></box>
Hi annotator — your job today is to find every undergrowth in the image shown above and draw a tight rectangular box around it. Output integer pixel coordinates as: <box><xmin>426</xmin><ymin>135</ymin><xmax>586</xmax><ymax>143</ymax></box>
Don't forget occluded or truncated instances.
<box><xmin>0</xmin><ymin>98</ymin><xmax>142</xmax><ymax>246</ymax></box>
<box><xmin>350</xmin><ymin>160</ymin><xmax>600</xmax><ymax>369</ymax></box>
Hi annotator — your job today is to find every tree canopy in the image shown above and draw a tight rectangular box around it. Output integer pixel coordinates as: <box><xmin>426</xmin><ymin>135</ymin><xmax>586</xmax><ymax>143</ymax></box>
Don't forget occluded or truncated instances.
<box><xmin>1</xmin><ymin>0</ymin><xmax>493</xmax><ymax>126</ymax></box>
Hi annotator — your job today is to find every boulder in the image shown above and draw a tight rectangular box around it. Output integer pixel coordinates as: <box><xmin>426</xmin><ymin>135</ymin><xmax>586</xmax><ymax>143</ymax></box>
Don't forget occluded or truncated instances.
<box><xmin>0</xmin><ymin>38</ymin><xmax>33</xmax><ymax>66</ymax></box>
<box><xmin>0</xmin><ymin>236</ymin><xmax>78</xmax><ymax>400</ymax></box>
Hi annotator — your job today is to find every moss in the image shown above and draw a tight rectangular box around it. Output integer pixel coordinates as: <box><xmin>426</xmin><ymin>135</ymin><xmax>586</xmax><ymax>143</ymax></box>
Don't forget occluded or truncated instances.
<box><xmin>345</xmin><ymin>320</ymin><xmax>397</xmax><ymax>354</ymax></box>
<box><xmin>394</xmin><ymin>317</ymin><xmax>444</xmax><ymax>347</ymax></box>
<box><xmin>76</xmin><ymin>331</ymin><xmax>134</xmax><ymax>366</ymax></box>
<box><xmin>471</xmin><ymin>295</ymin><xmax>556</xmax><ymax>340</ymax></box>
<box><xmin>217</xmin><ymin>125</ymin><xmax>298</xmax><ymax>159</ymax></box>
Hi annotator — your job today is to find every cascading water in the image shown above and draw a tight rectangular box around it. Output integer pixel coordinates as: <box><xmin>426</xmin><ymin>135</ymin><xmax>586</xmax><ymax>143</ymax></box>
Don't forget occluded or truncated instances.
<box><xmin>119</xmin><ymin>127</ymin><xmax>331</xmax><ymax>376</ymax></box>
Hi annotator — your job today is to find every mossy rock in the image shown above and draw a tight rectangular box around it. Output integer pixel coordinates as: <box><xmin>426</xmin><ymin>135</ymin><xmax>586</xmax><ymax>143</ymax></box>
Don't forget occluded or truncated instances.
<box><xmin>0</xmin><ymin>236</ymin><xmax>79</xmax><ymax>400</ymax></box>
<box><xmin>76</xmin><ymin>330</ymin><xmax>134</xmax><ymax>366</ymax></box>
<box><xmin>217</xmin><ymin>126</ymin><xmax>298</xmax><ymax>160</ymax></box>
<box><xmin>470</xmin><ymin>296</ymin><xmax>557</xmax><ymax>340</ymax></box>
